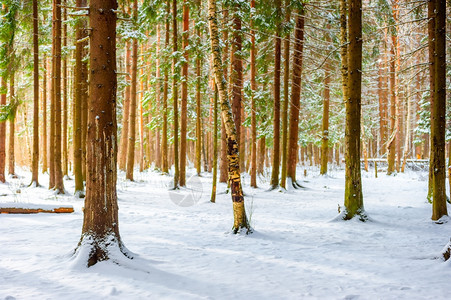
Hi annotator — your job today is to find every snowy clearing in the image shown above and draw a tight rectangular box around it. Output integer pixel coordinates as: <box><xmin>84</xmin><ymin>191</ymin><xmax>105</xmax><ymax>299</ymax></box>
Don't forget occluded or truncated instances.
<box><xmin>1</xmin><ymin>167</ymin><xmax>451</xmax><ymax>299</ymax></box>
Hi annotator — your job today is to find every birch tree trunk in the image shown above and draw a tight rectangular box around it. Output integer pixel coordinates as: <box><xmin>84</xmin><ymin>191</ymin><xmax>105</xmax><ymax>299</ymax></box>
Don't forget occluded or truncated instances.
<box><xmin>208</xmin><ymin>0</ymin><xmax>250</xmax><ymax>233</ymax></box>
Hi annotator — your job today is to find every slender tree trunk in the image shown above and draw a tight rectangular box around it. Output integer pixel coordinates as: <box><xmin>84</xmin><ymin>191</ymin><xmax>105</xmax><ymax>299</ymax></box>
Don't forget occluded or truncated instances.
<box><xmin>270</xmin><ymin>0</ymin><xmax>282</xmax><ymax>189</ymax></box>
<box><xmin>195</xmin><ymin>29</ymin><xmax>202</xmax><ymax>176</ymax></box>
<box><xmin>155</xmin><ymin>25</ymin><xmax>162</xmax><ymax>170</ymax></box>
<box><xmin>431</xmin><ymin>0</ymin><xmax>448</xmax><ymax>221</ymax></box>
<box><xmin>119</xmin><ymin>43</ymin><xmax>131</xmax><ymax>171</ymax></box>
<box><xmin>219</xmin><ymin>8</ymin><xmax>229</xmax><ymax>183</ymax></box>
<box><xmin>208</xmin><ymin>0</ymin><xmax>250</xmax><ymax>233</ymax></box>
<box><xmin>320</xmin><ymin>24</ymin><xmax>331</xmax><ymax>175</ymax></box>
<box><xmin>230</xmin><ymin>5</ymin><xmax>242</xmax><ymax>178</ymax></box>
<box><xmin>211</xmin><ymin>85</ymin><xmax>218</xmax><ymax>202</ymax></box>
<box><xmin>139</xmin><ymin>48</ymin><xmax>145</xmax><ymax>172</ymax></box>
<box><xmin>8</xmin><ymin>73</ymin><xmax>16</xmax><ymax>176</ymax></box>
<box><xmin>73</xmin><ymin>0</ymin><xmax>87</xmax><ymax>195</ymax></box>
<box><xmin>343</xmin><ymin>0</ymin><xmax>365</xmax><ymax>220</ymax></box>
<box><xmin>387</xmin><ymin>1</ymin><xmax>399</xmax><ymax>175</ymax></box>
<box><xmin>126</xmin><ymin>1</ymin><xmax>138</xmax><ymax>181</ymax></box>
<box><xmin>0</xmin><ymin>77</ymin><xmax>5</xmax><ymax>183</ymax></box>
<box><xmin>280</xmin><ymin>1</ymin><xmax>291</xmax><ymax>188</ymax></box>
<box><xmin>250</xmin><ymin>0</ymin><xmax>257</xmax><ymax>188</ymax></box>
<box><xmin>50</xmin><ymin>0</ymin><xmax>64</xmax><ymax>193</ymax></box>
<box><xmin>172</xmin><ymin>0</ymin><xmax>180</xmax><ymax>188</ymax></box>
<box><xmin>162</xmin><ymin>1</ymin><xmax>170</xmax><ymax>173</ymax></box>
<box><xmin>180</xmin><ymin>0</ymin><xmax>189</xmax><ymax>186</ymax></box>
<box><xmin>62</xmin><ymin>2</ymin><xmax>68</xmax><ymax>177</ymax></box>
<box><xmin>287</xmin><ymin>9</ymin><xmax>305</xmax><ymax>187</ymax></box>
<box><xmin>76</xmin><ymin>0</ymin><xmax>130</xmax><ymax>267</ymax></box>
<box><xmin>42</xmin><ymin>55</ymin><xmax>48</xmax><ymax>173</ymax></box>
<box><xmin>31</xmin><ymin>0</ymin><xmax>39</xmax><ymax>185</ymax></box>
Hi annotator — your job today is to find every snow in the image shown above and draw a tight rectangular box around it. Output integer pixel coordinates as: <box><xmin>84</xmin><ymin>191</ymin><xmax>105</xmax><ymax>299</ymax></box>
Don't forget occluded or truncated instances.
<box><xmin>1</xmin><ymin>166</ymin><xmax>451</xmax><ymax>299</ymax></box>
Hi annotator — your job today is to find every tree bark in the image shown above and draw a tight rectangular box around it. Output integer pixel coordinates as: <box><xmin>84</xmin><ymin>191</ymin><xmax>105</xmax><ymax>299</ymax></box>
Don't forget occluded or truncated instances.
<box><xmin>427</xmin><ymin>0</ymin><xmax>436</xmax><ymax>202</ymax></box>
<box><xmin>8</xmin><ymin>73</ymin><xmax>16</xmax><ymax>176</ymax></box>
<box><xmin>320</xmin><ymin>24</ymin><xmax>331</xmax><ymax>175</ymax></box>
<box><xmin>76</xmin><ymin>0</ymin><xmax>130</xmax><ymax>267</ymax></box>
<box><xmin>180</xmin><ymin>0</ymin><xmax>189</xmax><ymax>186</ymax></box>
<box><xmin>208</xmin><ymin>0</ymin><xmax>250</xmax><ymax>233</ymax></box>
<box><xmin>270</xmin><ymin>0</ymin><xmax>282</xmax><ymax>189</ymax></box>
<box><xmin>172</xmin><ymin>0</ymin><xmax>179</xmax><ymax>188</ymax></box>
<box><xmin>62</xmin><ymin>2</ymin><xmax>68</xmax><ymax>177</ymax></box>
<box><xmin>42</xmin><ymin>55</ymin><xmax>48</xmax><ymax>174</ymax></box>
<box><xmin>280</xmin><ymin>0</ymin><xmax>291</xmax><ymax>188</ymax></box>
<box><xmin>126</xmin><ymin>0</ymin><xmax>138</xmax><ymax>181</ymax></box>
<box><xmin>250</xmin><ymin>0</ymin><xmax>257</xmax><ymax>188</ymax></box>
<box><xmin>31</xmin><ymin>0</ymin><xmax>39</xmax><ymax>185</ymax></box>
<box><xmin>73</xmin><ymin>0</ymin><xmax>87</xmax><ymax>196</ymax></box>
<box><xmin>119</xmin><ymin>43</ymin><xmax>131</xmax><ymax>171</ymax></box>
<box><xmin>431</xmin><ymin>0</ymin><xmax>448</xmax><ymax>221</ymax></box>
<box><xmin>287</xmin><ymin>9</ymin><xmax>305</xmax><ymax>187</ymax></box>
<box><xmin>219</xmin><ymin>8</ymin><xmax>229</xmax><ymax>183</ymax></box>
<box><xmin>162</xmin><ymin>0</ymin><xmax>170</xmax><ymax>173</ymax></box>
<box><xmin>343</xmin><ymin>0</ymin><xmax>365</xmax><ymax>220</ymax></box>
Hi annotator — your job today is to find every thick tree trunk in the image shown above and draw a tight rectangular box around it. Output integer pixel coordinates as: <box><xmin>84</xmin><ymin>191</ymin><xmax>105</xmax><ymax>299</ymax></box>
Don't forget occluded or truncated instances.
<box><xmin>172</xmin><ymin>0</ymin><xmax>179</xmax><ymax>188</ymax></box>
<box><xmin>287</xmin><ymin>9</ymin><xmax>305</xmax><ymax>187</ymax></box>
<box><xmin>31</xmin><ymin>0</ymin><xmax>39</xmax><ymax>185</ymax></box>
<box><xmin>343</xmin><ymin>0</ymin><xmax>365</xmax><ymax>220</ymax></box>
<box><xmin>208</xmin><ymin>0</ymin><xmax>250</xmax><ymax>233</ymax></box>
<box><xmin>427</xmin><ymin>0</ymin><xmax>436</xmax><ymax>202</ymax></box>
<box><xmin>431</xmin><ymin>0</ymin><xmax>448</xmax><ymax>221</ymax></box>
<box><xmin>76</xmin><ymin>0</ymin><xmax>130</xmax><ymax>267</ymax></box>
<box><xmin>155</xmin><ymin>25</ymin><xmax>162</xmax><ymax>170</ymax></box>
<box><xmin>180</xmin><ymin>0</ymin><xmax>189</xmax><ymax>186</ymax></box>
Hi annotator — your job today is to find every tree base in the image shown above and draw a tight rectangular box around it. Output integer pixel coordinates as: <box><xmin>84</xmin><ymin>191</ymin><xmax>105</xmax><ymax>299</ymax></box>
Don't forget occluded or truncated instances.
<box><xmin>73</xmin><ymin>233</ymin><xmax>133</xmax><ymax>268</ymax></box>
<box><xmin>332</xmin><ymin>208</ymin><xmax>369</xmax><ymax>222</ymax></box>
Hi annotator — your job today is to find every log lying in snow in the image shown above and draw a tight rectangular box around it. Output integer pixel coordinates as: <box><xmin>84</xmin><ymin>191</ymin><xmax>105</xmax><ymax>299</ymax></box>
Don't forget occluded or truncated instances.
<box><xmin>0</xmin><ymin>203</ymin><xmax>74</xmax><ymax>214</ymax></box>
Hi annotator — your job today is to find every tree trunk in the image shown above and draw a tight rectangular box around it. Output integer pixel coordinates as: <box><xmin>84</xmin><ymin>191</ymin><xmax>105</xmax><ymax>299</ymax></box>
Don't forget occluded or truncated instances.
<box><xmin>119</xmin><ymin>43</ymin><xmax>131</xmax><ymax>171</ymax></box>
<box><xmin>211</xmin><ymin>85</ymin><xmax>218</xmax><ymax>202</ymax></box>
<box><xmin>155</xmin><ymin>25</ymin><xmax>162</xmax><ymax>170</ymax></box>
<box><xmin>8</xmin><ymin>73</ymin><xmax>16</xmax><ymax>176</ymax></box>
<box><xmin>250</xmin><ymin>0</ymin><xmax>257</xmax><ymax>188</ymax></box>
<box><xmin>162</xmin><ymin>1</ymin><xmax>170</xmax><ymax>173</ymax></box>
<box><xmin>270</xmin><ymin>0</ymin><xmax>282</xmax><ymax>189</ymax></box>
<box><xmin>76</xmin><ymin>0</ymin><xmax>130</xmax><ymax>267</ymax></box>
<box><xmin>320</xmin><ymin>24</ymin><xmax>331</xmax><ymax>175</ymax></box>
<box><xmin>126</xmin><ymin>1</ymin><xmax>138</xmax><ymax>181</ymax></box>
<box><xmin>172</xmin><ymin>0</ymin><xmax>179</xmax><ymax>189</ymax></box>
<box><xmin>31</xmin><ymin>0</ymin><xmax>39</xmax><ymax>186</ymax></box>
<box><xmin>42</xmin><ymin>55</ymin><xmax>48</xmax><ymax>174</ymax></box>
<box><xmin>73</xmin><ymin>0</ymin><xmax>87</xmax><ymax>196</ymax></box>
<box><xmin>50</xmin><ymin>0</ymin><xmax>64</xmax><ymax>193</ymax></box>
<box><xmin>280</xmin><ymin>1</ymin><xmax>291</xmax><ymax>188</ymax></box>
<box><xmin>180</xmin><ymin>0</ymin><xmax>189</xmax><ymax>186</ymax></box>
<box><xmin>287</xmin><ymin>9</ymin><xmax>305</xmax><ymax>187</ymax></box>
<box><xmin>62</xmin><ymin>3</ymin><xmax>68</xmax><ymax>177</ymax></box>
<box><xmin>0</xmin><ymin>76</ymin><xmax>5</xmax><ymax>183</ymax></box>
<box><xmin>208</xmin><ymin>0</ymin><xmax>250</xmax><ymax>233</ymax></box>
<box><xmin>230</xmin><ymin>5</ymin><xmax>242</xmax><ymax>177</ymax></box>
<box><xmin>219</xmin><ymin>8</ymin><xmax>229</xmax><ymax>183</ymax></box>
<box><xmin>343</xmin><ymin>0</ymin><xmax>365</xmax><ymax>221</ymax></box>
<box><xmin>431</xmin><ymin>0</ymin><xmax>448</xmax><ymax>221</ymax></box>
<box><xmin>139</xmin><ymin>48</ymin><xmax>145</xmax><ymax>172</ymax></box>
<box><xmin>427</xmin><ymin>0</ymin><xmax>436</xmax><ymax>202</ymax></box>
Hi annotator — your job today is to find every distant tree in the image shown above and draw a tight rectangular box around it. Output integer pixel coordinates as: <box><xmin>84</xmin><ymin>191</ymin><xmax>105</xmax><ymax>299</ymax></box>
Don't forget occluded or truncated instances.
<box><xmin>31</xmin><ymin>0</ymin><xmax>39</xmax><ymax>186</ymax></box>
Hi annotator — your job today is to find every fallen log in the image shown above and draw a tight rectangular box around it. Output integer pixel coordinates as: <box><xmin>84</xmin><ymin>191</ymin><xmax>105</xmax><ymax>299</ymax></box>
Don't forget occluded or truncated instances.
<box><xmin>0</xmin><ymin>205</ymin><xmax>74</xmax><ymax>214</ymax></box>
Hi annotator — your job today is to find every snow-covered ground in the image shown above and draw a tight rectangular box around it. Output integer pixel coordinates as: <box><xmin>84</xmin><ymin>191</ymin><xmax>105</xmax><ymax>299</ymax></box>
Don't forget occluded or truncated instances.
<box><xmin>1</xmin><ymin>165</ymin><xmax>451</xmax><ymax>299</ymax></box>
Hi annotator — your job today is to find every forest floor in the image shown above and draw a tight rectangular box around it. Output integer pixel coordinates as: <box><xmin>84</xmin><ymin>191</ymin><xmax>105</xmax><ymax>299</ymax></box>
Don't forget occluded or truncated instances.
<box><xmin>1</xmin><ymin>164</ymin><xmax>451</xmax><ymax>299</ymax></box>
